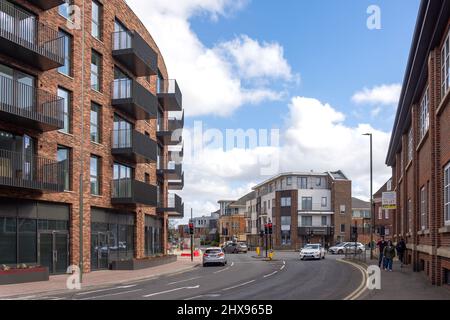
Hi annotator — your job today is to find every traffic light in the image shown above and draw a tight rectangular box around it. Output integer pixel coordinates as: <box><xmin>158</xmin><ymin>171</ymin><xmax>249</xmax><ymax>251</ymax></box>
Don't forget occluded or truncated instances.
<box><xmin>189</xmin><ymin>223</ymin><xmax>194</xmax><ymax>235</ymax></box>
<box><xmin>268</xmin><ymin>223</ymin><xmax>273</xmax><ymax>235</ymax></box>
<box><xmin>264</xmin><ymin>224</ymin><xmax>268</xmax><ymax>235</ymax></box>
<box><xmin>260</xmin><ymin>230</ymin><xmax>264</xmax><ymax>238</ymax></box>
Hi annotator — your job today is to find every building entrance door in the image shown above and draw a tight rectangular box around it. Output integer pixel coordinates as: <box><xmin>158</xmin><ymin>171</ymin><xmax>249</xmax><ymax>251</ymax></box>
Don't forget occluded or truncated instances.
<box><xmin>38</xmin><ymin>231</ymin><xmax>69</xmax><ymax>274</ymax></box>
<box><xmin>91</xmin><ymin>232</ymin><xmax>109</xmax><ymax>270</ymax></box>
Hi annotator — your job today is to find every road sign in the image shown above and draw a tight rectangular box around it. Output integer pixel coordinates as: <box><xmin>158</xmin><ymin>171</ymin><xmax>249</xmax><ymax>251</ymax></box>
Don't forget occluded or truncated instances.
<box><xmin>382</xmin><ymin>192</ymin><xmax>397</xmax><ymax>209</ymax></box>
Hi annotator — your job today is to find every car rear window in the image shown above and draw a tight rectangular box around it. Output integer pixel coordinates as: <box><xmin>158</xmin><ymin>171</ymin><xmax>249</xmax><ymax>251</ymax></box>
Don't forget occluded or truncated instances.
<box><xmin>206</xmin><ymin>249</ymin><xmax>222</xmax><ymax>254</ymax></box>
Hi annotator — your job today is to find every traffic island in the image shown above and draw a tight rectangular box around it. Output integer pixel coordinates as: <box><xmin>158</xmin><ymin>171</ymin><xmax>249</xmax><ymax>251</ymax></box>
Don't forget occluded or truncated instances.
<box><xmin>0</xmin><ymin>266</ymin><xmax>49</xmax><ymax>285</ymax></box>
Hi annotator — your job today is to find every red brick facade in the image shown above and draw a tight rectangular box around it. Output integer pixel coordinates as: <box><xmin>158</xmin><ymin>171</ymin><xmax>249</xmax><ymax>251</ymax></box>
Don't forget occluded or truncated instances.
<box><xmin>0</xmin><ymin>0</ymin><xmax>181</xmax><ymax>273</ymax></box>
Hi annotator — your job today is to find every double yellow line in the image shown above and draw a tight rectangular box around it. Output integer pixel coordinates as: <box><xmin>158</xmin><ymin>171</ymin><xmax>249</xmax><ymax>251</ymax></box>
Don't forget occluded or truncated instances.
<box><xmin>337</xmin><ymin>259</ymin><xmax>368</xmax><ymax>300</ymax></box>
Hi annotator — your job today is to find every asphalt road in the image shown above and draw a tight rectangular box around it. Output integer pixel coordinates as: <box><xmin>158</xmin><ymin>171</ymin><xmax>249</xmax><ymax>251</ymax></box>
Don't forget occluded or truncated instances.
<box><xmin>9</xmin><ymin>252</ymin><xmax>363</xmax><ymax>300</ymax></box>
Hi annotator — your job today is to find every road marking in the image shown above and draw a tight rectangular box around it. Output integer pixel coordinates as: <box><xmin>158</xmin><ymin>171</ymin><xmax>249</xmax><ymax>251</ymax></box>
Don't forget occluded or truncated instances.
<box><xmin>10</xmin><ymin>295</ymin><xmax>37</xmax><ymax>300</ymax></box>
<box><xmin>338</xmin><ymin>259</ymin><xmax>368</xmax><ymax>300</ymax></box>
<box><xmin>222</xmin><ymin>280</ymin><xmax>255</xmax><ymax>292</ymax></box>
<box><xmin>79</xmin><ymin>289</ymin><xmax>142</xmax><ymax>300</ymax></box>
<box><xmin>280</xmin><ymin>265</ymin><xmax>286</xmax><ymax>271</ymax></box>
<box><xmin>213</xmin><ymin>267</ymin><xmax>230</xmax><ymax>274</ymax></box>
<box><xmin>283</xmin><ymin>261</ymin><xmax>286</xmax><ymax>265</ymax></box>
<box><xmin>184</xmin><ymin>294</ymin><xmax>221</xmax><ymax>301</ymax></box>
<box><xmin>168</xmin><ymin>277</ymin><xmax>201</xmax><ymax>286</ymax></box>
<box><xmin>231</xmin><ymin>262</ymin><xmax>234</xmax><ymax>267</ymax></box>
<box><xmin>143</xmin><ymin>285</ymin><xmax>200</xmax><ymax>298</ymax></box>
<box><xmin>76</xmin><ymin>284</ymin><xmax>138</xmax><ymax>296</ymax></box>
<box><xmin>263</xmin><ymin>271</ymin><xmax>278</xmax><ymax>278</ymax></box>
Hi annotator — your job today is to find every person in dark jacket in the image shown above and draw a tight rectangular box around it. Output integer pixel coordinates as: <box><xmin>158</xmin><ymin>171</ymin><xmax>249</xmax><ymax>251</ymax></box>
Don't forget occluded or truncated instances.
<box><xmin>383</xmin><ymin>240</ymin><xmax>396</xmax><ymax>271</ymax></box>
<box><xmin>396</xmin><ymin>238</ymin><xmax>407</xmax><ymax>268</ymax></box>
<box><xmin>377</xmin><ymin>236</ymin><xmax>387</xmax><ymax>268</ymax></box>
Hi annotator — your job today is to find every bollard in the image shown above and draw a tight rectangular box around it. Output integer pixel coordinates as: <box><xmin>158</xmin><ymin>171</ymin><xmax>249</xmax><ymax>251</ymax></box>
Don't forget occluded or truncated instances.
<box><xmin>256</xmin><ymin>247</ymin><xmax>260</xmax><ymax>256</ymax></box>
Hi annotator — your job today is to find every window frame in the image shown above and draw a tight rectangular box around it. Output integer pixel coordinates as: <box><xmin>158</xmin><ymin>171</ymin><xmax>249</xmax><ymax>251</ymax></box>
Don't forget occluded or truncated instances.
<box><xmin>90</xmin><ymin>102</ymin><xmax>101</xmax><ymax>143</ymax></box>
<box><xmin>419</xmin><ymin>87</ymin><xmax>430</xmax><ymax>141</ymax></box>
<box><xmin>420</xmin><ymin>185</ymin><xmax>428</xmax><ymax>231</ymax></box>
<box><xmin>58</xmin><ymin>29</ymin><xmax>72</xmax><ymax>76</ymax></box>
<box><xmin>57</xmin><ymin>87</ymin><xmax>71</xmax><ymax>134</ymax></box>
<box><xmin>91</xmin><ymin>50</ymin><xmax>102</xmax><ymax>92</ymax></box>
<box><xmin>90</xmin><ymin>155</ymin><xmax>101</xmax><ymax>196</ymax></box>
<box><xmin>444</xmin><ymin>163</ymin><xmax>450</xmax><ymax>226</ymax></box>
<box><xmin>57</xmin><ymin>145</ymin><xmax>71</xmax><ymax>191</ymax></box>
<box><xmin>91</xmin><ymin>0</ymin><xmax>103</xmax><ymax>40</ymax></box>
<box><xmin>441</xmin><ymin>31</ymin><xmax>450</xmax><ymax>100</ymax></box>
<box><xmin>302</xmin><ymin>197</ymin><xmax>313</xmax><ymax>211</ymax></box>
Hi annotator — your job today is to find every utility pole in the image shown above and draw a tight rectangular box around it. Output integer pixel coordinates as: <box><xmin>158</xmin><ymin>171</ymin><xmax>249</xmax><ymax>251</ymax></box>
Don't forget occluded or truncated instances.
<box><xmin>364</xmin><ymin>133</ymin><xmax>374</xmax><ymax>260</ymax></box>
<box><xmin>190</xmin><ymin>208</ymin><xmax>194</xmax><ymax>262</ymax></box>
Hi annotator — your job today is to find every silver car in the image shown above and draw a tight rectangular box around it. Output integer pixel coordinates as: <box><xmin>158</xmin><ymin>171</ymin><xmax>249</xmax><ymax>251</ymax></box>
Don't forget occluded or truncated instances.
<box><xmin>203</xmin><ymin>247</ymin><xmax>227</xmax><ymax>267</ymax></box>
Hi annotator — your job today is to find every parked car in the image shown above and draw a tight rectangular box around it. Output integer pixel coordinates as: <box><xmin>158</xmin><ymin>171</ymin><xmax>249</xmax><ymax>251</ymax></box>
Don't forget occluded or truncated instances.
<box><xmin>223</xmin><ymin>242</ymin><xmax>239</xmax><ymax>254</ymax></box>
<box><xmin>236</xmin><ymin>242</ymin><xmax>248</xmax><ymax>253</ymax></box>
<box><xmin>300</xmin><ymin>244</ymin><xmax>326</xmax><ymax>260</ymax></box>
<box><xmin>203</xmin><ymin>248</ymin><xmax>227</xmax><ymax>267</ymax></box>
<box><xmin>329</xmin><ymin>242</ymin><xmax>365</xmax><ymax>254</ymax></box>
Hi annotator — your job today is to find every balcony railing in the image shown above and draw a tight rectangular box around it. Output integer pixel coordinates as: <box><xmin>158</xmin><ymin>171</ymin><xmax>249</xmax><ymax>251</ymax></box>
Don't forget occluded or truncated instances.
<box><xmin>27</xmin><ymin>0</ymin><xmax>66</xmax><ymax>10</ymax></box>
<box><xmin>0</xmin><ymin>149</ymin><xmax>64</xmax><ymax>192</ymax></box>
<box><xmin>157</xmin><ymin>161</ymin><xmax>183</xmax><ymax>181</ymax></box>
<box><xmin>157</xmin><ymin>193</ymin><xmax>184</xmax><ymax>218</ymax></box>
<box><xmin>111</xmin><ymin>178</ymin><xmax>157</xmax><ymax>206</ymax></box>
<box><xmin>157</xmin><ymin>79</ymin><xmax>182</xmax><ymax>111</ymax></box>
<box><xmin>0</xmin><ymin>75</ymin><xmax>64</xmax><ymax>131</ymax></box>
<box><xmin>112</xmin><ymin>30</ymin><xmax>158</xmax><ymax>77</ymax></box>
<box><xmin>168</xmin><ymin>111</ymin><xmax>184</xmax><ymax>132</ymax></box>
<box><xmin>112</xmin><ymin>129</ymin><xmax>157</xmax><ymax>163</ymax></box>
<box><xmin>0</xmin><ymin>0</ymin><xmax>64</xmax><ymax>70</ymax></box>
<box><xmin>111</xmin><ymin>79</ymin><xmax>157</xmax><ymax>120</ymax></box>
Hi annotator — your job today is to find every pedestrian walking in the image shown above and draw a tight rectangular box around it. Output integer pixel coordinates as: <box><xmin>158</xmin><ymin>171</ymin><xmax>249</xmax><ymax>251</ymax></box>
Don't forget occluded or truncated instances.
<box><xmin>383</xmin><ymin>240</ymin><xmax>396</xmax><ymax>271</ymax></box>
<box><xmin>396</xmin><ymin>238</ymin><xmax>407</xmax><ymax>268</ymax></box>
<box><xmin>376</xmin><ymin>236</ymin><xmax>387</xmax><ymax>268</ymax></box>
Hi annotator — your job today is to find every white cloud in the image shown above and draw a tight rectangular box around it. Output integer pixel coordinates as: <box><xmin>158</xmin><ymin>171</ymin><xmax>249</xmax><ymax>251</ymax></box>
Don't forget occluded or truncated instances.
<box><xmin>352</xmin><ymin>84</ymin><xmax>401</xmax><ymax>106</ymax></box>
<box><xmin>126</xmin><ymin>0</ymin><xmax>293</xmax><ymax>117</ymax></box>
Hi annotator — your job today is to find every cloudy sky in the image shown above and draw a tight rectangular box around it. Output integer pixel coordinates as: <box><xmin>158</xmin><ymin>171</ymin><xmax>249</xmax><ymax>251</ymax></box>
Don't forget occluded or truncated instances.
<box><xmin>126</xmin><ymin>0</ymin><xmax>420</xmax><ymax>222</ymax></box>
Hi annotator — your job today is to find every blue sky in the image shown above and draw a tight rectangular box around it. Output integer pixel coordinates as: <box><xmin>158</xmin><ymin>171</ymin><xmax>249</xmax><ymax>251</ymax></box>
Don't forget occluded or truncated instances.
<box><xmin>189</xmin><ymin>0</ymin><xmax>419</xmax><ymax>132</ymax></box>
<box><xmin>128</xmin><ymin>0</ymin><xmax>421</xmax><ymax>218</ymax></box>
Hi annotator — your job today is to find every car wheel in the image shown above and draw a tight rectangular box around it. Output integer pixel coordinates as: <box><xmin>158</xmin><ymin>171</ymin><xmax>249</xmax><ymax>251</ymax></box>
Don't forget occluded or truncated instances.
<box><xmin>357</xmin><ymin>249</ymin><xmax>363</xmax><ymax>254</ymax></box>
<box><xmin>338</xmin><ymin>250</ymin><xmax>344</xmax><ymax>254</ymax></box>
<box><xmin>203</xmin><ymin>263</ymin><xmax>207</xmax><ymax>267</ymax></box>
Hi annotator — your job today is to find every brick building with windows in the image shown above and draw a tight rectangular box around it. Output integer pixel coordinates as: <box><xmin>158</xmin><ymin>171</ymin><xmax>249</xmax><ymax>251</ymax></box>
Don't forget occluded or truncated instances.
<box><xmin>0</xmin><ymin>0</ymin><xmax>184</xmax><ymax>274</ymax></box>
<box><xmin>351</xmin><ymin>197</ymin><xmax>372</xmax><ymax>245</ymax></box>
<box><xmin>248</xmin><ymin>171</ymin><xmax>352</xmax><ymax>250</ymax></box>
<box><xmin>373</xmin><ymin>179</ymin><xmax>395</xmax><ymax>241</ymax></box>
<box><xmin>386</xmin><ymin>0</ymin><xmax>450</xmax><ymax>286</ymax></box>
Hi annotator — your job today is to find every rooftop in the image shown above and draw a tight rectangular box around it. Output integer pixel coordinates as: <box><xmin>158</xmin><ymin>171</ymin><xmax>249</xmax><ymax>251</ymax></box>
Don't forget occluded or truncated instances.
<box><xmin>352</xmin><ymin>197</ymin><xmax>371</xmax><ymax>209</ymax></box>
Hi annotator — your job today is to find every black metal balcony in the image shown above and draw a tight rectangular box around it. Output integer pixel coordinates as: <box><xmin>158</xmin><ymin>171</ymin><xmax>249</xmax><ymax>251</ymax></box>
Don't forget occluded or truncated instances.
<box><xmin>0</xmin><ymin>149</ymin><xmax>64</xmax><ymax>192</ymax></box>
<box><xmin>0</xmin><ymin>75</ymin><xmax>64</xmax><ymax>131</ymax></box>
<box><xmin>157</xmin><ymin>117</ymin><xmax>183</xmax><ymax>146</ymax></box>
<box><xmin>169</xmin><ymin>147</ymin><xmax>184</xmax><ymax>162</ymax></box>
<box><xmin>157</xmin><ymin>161</ymin><xmax>183</xmax><ymax>181</ymax></box>
<box><xmin>157</xmin><ymin>194</ymin><xmax>184</xmax><ymax>219</ymax></box>
<box><xmin>168</xmin><ymin>172</ymin><xmax>184</xmax><ymax>191</ymax></box>
<box><xmin>157</xmin><ymin>79</ymin><xmax>182</xmax><ymax>111</ymax></box>
<box><xmin>111</xmin><ymin>79</ymin><xmax>157</xmax><ymax>120</ymax></box>
<box><xmin>0</xmin><ymin>1</ymin><xmax>64</xmax><ymax>71</ymax></box>
<box><xmin>27</xmin><ymin>0</ymin><xmax>66</xmax><ymax>10</ymax></box>
<box><xmin>111</xmin><ymin>178</ymin><xmax>157</xmax><ymax>206</ymax></box>
<box><xmin>112</xmin><ymin>30</ymin><xmax>158</xmax><ymax>77</ymax></box>
<box><xmin>168</xmin><ymin>111</ymin><xmax>184</xmax><ymax>132</ymax></box>
<box><xmin>112</xmin><ymin>129</ymin><xmax>157</xmax><ymax>163</ymax></box>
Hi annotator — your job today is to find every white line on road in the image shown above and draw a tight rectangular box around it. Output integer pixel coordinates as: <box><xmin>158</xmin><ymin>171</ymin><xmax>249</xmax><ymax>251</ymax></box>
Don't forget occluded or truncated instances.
<box><xmin>222</xmin><ymin>280</ymin><xmax>255</xmax><ymax>292</ymax></box>
<box><xmin>76</xmin><ymin>284</ymin><xmax>138</xmax><ymax>296</ymax></box>
<box><xmin>231</xmin><ymin>262</ymin><xmax>234</xmax><ymax>267</ymax></box>
<box><xmin>143</xmin><ymin>285</ymin><xmax>200</xmax><ymax>298</ymax></box>
<box><xmin>213</xmin><ymin>267</ymin><xmax>230</xmax><ymax>274</ymax></box>
<box><xmin>338</xmin><ymin>259</ymin><xmax>368</xmax><ymax>300</ymax></box>
<box><xmin>168</xmin><ymin>277</ymin><xmax>201</xmax><ymax>286</ymax></box>
<box><xmin>283</xmin><ymin>261</ymin><xmax>286</xmax><ymax>265</ymax></box>
<box><xmin>184</xmin><ymin>294</ymin><xmax>221</xmax><ymax>301</ymax></box>
<box><xmin>79</xmin><ymin>289</ymin><xmax>142</xmax><ymax>300</ymax></box>
<box><xmin>280</xmin><ymin>265</ymin><xmax>286</xmax><ymax>271</ymax></box>
<box><xmin>263</xmin><ymin>271</ymin><xmax>278</xmax><ymax>278</ymax></box>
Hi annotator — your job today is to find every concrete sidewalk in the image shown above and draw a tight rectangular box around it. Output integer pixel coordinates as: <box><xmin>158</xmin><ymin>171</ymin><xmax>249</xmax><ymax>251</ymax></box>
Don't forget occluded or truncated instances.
<box><xmin>0</xmin><ymin>256</ymin><xmax>201</xmax><ymax>299</ymax></box>
<box><xmin>361</xmin><ymin>259</ymin><xmax>450</xmax><ymax>300</ymax></box>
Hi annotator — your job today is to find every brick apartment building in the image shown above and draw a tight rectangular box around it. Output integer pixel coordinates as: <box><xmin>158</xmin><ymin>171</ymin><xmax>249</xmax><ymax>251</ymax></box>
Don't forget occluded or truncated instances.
<box><xmin>386</xmin><ymin>0</ymin><xmax>450</xmax><ymax>286</ymax></box>
<box><xmin>248</xmin><ymin>171</ymin><xmax>352</xmax><ymax>250</ymax></box>
<box><xmin>351</xmin><ymin>197</ymin><xmax>371</xmax><ymax>245</ymax></box>
<box><xmin>0</xmin><ymin>0</ymin><xmax>184</xmax><ymax>274</ymax></box>
<box><xmin>373</xmin><ymin>179</ymin><xmax>395</xmax><ymax>241</ymax></box>
<box><xmin>191</xmin><ymin>211</ymin><xmax>219</xmax><ymax>243</ymax></box>
<box><xmin>218</xmin><ymin>197</ymin><xmax>248</xmax><ymax>244</ymax></box>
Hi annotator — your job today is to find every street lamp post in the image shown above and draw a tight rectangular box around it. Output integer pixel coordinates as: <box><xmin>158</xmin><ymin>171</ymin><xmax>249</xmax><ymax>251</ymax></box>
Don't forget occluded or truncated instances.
<box><xmin>363</xmin><ymin>133</ymin><xmax>374</xmax><ymax>260</ymax></box>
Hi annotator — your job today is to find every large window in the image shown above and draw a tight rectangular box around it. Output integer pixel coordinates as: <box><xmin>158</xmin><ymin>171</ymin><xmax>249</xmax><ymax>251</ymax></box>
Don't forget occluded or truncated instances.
<box><xmin>420</xmin><ymin>185</ymin><xmax>428</xmax><ymax>231</ymax></box>
<box><xmin>57</xmin><ymin>146</ymin><xmax>71</xmax><ymax>191</ymax></box>
<box><xmin>286</xmin><ymin>177</ymin><xmax>292</xmax><ymax>186</ymax></box>
<box><xmin>445</xmin><ymin>163</ymin><xmax>450</xmax><ymax>225</ymax></box>
<box><xmin>18</xmin><ymin>219</ymin><xmax>37</xmax><ymax>263</ymax></box>
<box><xmin>58</xmin><ymin>30</ymin><xmax>72</xmax><ymax>76</ymax></box>
<box><xmin>298</xmin><ymin>177</ymin><xmax>308</xmax><ymax>189</ymax></box>
<box><xmin>442</xmin><ymin>32</ymin><xmax>450</xmax><ymax>99</ymax></box>
<box><xmin>419</xmin><ymin>87</ymin><xmax>429</xmax><ymax>141</ymax></box>
<box><xmin>59</xmin><ymin>0</ymin><xmax>73</xmax><ymax>20</ymax></box>
<box><xmin>0</xmin><ymin>217</ymin><xmax>16</xmax><ymax>264</ymax></box>
<box><xmin>281</xmin><ymin>197</ymin><xmax>291</xmax><ymax>207</ymax></box>
<box><xmin>408</xmin><ymin>127</ymin><xmax>413</xmax><ymax>163</ymax></box>
<box><xmin>58</xmin><ymin>88</ymin><xmax>71</xmax><ymax>134</ymax></box>
<box><xmin>340</xmin><ymin>224</ymin><xmax>345</xmax><ymax>233</ymax></box>
<box><xmin>301</xmin><ymin>216</ymin><xmax>312</xmax><ymax>227</ymax></box>
<box><xmin>91</xmin><ymin>50</ymin><xmax>102</xmax><ymax>91</ymax></box>
<box><xmin>90</xmin><ymin>103</ymin><xmax>101</xmax><ymax>143</ymax></box>
<box><xmin>321</xmin><ymin>216</ymin><xmax>328</xmax><ymax>226</ymax></box>
<box><xmin>281</xmin><ymin>216</ymin><xmax>291</xmax><ymax>227</ymax></box>
<box><xmin>90</xmin><ymin>155</ymin><xmax>101</xmax><ymax>195</ymax></box>
<box><xmin>321</xmin><ymin>197</ymin><xmax>327</xmax><ymax>207</ymax></box>
<box><xmin>91</xmin><ymin>1</ymin><xmax>102</xmax><ymax>40</ymax></box>
<box><xmin>302</xmin><ymin>197</ymin><xmax>312</xmax><ymax>211</ymax></box>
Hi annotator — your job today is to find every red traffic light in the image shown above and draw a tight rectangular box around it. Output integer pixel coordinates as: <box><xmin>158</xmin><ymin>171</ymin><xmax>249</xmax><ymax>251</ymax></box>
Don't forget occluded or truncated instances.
<box><xmin>268</xmin><ymin>223</ymin><xmax>273</xmax><ymax>228</ymax></box>
<box><xmin>189</xmin><ymin>223</ymin><xmax>194</xmax><ymax>228</ymax></box>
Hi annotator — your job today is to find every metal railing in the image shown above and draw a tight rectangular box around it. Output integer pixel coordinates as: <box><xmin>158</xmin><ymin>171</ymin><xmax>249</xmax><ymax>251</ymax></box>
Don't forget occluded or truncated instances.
<box><xmin>112</xmin><ymin>30</ymin><xmax>132</xmax><ymax>51</ymax></box>
<box><xmin>112</xmin><ymin>129</ymin><xmax>132</xmax><ymax>149</ymax></box>
<box><xmin>157</xmin><ymin>79</ymin><xmax>180</xmax><ymax>95</ymax></box>
<box><xmin>0</xmin><ymin>75</ymin><xmax>64</xmax><ymax>125</ymax></box>
<box><xmin>0</xmin><ymin>0</ymin><xmax>64</xmax><ymax>63</ymax></box>
<box><xmin>111</xmin><ymin>178</ymin><xmax>132</xmax><ymax>199</ymax></box>
<box><xmin>111</xmin><ymin>79</ymin><xmax>132</xmax><ymax>100</ymax></box>
<box><xmin>0</xmin><ymin>149</ymin><xmax>64</xmax><ymax>191</ymax></box>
